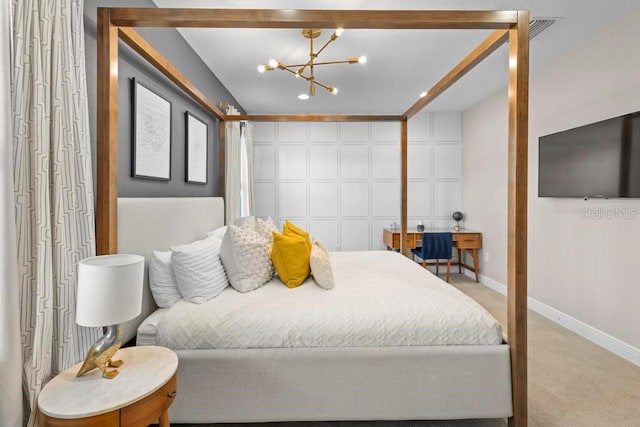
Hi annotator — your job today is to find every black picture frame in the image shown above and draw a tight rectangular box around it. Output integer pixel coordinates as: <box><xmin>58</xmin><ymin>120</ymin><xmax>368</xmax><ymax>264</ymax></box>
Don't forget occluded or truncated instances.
<box><xmin>131</xmin><ymin>78</ymin><xmax>172</xmax><ymax>181</ymax></box>
<box><xmin>185</xmin><ymin>111</ymin><xmax>208</xmax><ymax>184</ymax></box>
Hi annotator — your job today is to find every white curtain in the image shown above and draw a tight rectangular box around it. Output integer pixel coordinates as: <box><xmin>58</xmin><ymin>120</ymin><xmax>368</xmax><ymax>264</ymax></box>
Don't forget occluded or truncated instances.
<box><xmin>225</xmin><ymin>105</ymin><xmax>254</xmax><ymax>222</ymax></box>
<box><xmin>0</xmin><ymin>0</ymin><xmax>22</xmax><ymax>425</ymax></box>
<box><xmin>12</xmin><ymin>0</ymin><xmax>99</xmax><ymax>422</ymax></box>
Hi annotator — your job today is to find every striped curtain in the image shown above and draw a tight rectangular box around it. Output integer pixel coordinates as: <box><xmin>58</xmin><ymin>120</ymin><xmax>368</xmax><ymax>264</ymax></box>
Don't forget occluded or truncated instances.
<box><xmin>11</xmin><ymin>0</ymin><xmax>99</xmax><ymax>422</ymax></box>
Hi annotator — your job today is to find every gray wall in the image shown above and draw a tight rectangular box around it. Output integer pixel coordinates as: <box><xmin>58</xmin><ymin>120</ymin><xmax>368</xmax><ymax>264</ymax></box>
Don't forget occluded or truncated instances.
<box><xmin>84</xmin><ymin>0</ymin><xmax>244</xmax><ymax>197</ymax></box>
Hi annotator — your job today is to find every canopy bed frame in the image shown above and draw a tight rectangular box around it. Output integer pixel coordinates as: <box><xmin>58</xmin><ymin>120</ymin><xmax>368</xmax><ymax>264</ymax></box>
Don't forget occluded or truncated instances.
<box><xmin>95</xmin><ymin>8</ymin><xmax>528</xmax><ymax>426</ymax></box>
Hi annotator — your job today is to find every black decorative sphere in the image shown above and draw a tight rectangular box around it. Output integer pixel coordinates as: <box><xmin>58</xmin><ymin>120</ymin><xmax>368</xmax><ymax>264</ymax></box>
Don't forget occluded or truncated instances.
<box><xmin>452</xmin><ymin>211</ymin><xmax>464</xmax><ymax>222</ymax></box>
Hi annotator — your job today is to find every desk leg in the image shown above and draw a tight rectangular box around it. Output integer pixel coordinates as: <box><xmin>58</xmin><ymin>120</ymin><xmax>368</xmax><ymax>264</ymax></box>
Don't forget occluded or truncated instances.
<box><xmin>457</xmin><ymin>248</ymin><xmax>462</xmax><ymax>274</ymax></box>
<box><xmin>159</xmin><ymin>411</ymin><xmax>170</xmax><ymax>427</ymax></box>
<box><xmin>470</xmin><ymin>249</ymin><xmax>479</xmax><ymax>283</ymax></box>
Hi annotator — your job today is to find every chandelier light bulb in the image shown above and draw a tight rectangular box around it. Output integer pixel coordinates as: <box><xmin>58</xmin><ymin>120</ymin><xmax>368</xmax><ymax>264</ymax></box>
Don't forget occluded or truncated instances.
<box><xmin>268</xmin><ymin>58</ymin><xmax>279</xmax><ymax>68</ymax></box>
<box><xmin>257</xmin><ymin>64</ymin><xmax>266</xmax><ymax>73</ymax></box>
<box><xmin>331</xmin><ymin>87</ymin><xmax>339</xmax><ymax>95</ymax></box>
<box><xmin>419</xmin><ymin>91</ymin><xmax>427</xmax><ymax>98</ymax></box>
<box><xmin>358</xmin><ymin>55</ymin><xmax>367</xmax><ymax>64</ymax></box>
<box><xmin>298</xmin><ymin>93</ymin><xmax>310</xmax><ymax>100</ymax></box>
<box><xmin>335</xmin><ymin>28</ymin><xmax>344</xmax><ymax>37</ymax></box>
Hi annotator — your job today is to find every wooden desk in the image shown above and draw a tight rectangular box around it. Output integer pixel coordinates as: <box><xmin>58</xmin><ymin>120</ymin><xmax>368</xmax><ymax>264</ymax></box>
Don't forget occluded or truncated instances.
<box><xmin>38</xmin><ymin>346</ymin><xmax>178</xmax><ymax>426</ymax></box>
<box><xmin>383</xmin><ymin>228</ymin><xmax>482</xmax><ymax>282</ymax></box>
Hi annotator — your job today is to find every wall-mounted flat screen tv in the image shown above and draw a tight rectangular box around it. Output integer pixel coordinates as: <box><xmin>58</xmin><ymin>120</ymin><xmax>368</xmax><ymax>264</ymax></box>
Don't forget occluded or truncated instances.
<box><xmin>538</xmin><ymin>110</ymin><xmax>640</xmax><ymax>198</ymax></box>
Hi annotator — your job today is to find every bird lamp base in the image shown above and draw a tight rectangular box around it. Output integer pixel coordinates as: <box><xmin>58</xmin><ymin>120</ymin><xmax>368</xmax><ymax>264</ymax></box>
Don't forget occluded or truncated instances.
<box><xmin>76</xmin><ymin>324</ymin><xmax>124</xmax><ymax>379</ymax></box>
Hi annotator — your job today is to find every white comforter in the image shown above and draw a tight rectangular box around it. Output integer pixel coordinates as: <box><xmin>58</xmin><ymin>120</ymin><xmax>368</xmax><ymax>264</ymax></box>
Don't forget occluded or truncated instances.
<box><xmin>157</xmin><ymin>251</ymin><xmax>503</xmax><ymax>349</ymax></box>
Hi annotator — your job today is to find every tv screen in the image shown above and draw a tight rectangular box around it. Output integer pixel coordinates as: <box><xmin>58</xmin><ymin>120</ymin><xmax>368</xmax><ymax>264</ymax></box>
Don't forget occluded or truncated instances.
<box><xmin>538</xmin><ymin>111</ymin><xmax>640</xmax><ymax>198</ymax></box>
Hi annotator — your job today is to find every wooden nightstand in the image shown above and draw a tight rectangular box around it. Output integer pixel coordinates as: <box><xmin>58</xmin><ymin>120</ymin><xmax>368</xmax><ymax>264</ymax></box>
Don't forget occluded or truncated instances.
<box><xmin>38</xmin><ymin>346</ymin><xmax>178</xmax><ymax>426</ymax></box>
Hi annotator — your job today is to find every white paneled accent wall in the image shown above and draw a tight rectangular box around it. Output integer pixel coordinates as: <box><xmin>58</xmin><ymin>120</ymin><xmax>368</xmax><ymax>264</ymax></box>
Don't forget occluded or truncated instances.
<box><xmin>252</xmin><ymin>112</ymin><xmax>463</xmax><ymax>250</ymax></box>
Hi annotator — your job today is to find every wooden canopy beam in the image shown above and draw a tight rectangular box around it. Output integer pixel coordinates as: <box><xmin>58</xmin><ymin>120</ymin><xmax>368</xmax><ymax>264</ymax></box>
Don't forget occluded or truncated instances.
<box><xmin>108</xmin><ymin>9</ymin><xmax>517</xmax><ymax>29</ymax></box>
<box><xmin>118</xmin><ymin>26</ymin><xmax>225</xmax><ymax>120</ymax></box>
<box><xmin>226</xmin><ymin>114</ymin><xmax>403</xmax><ymax>122</ymax></box>
<box><xmin>404</xmin><ymin>28</ymin><xmax>509</xmax><ymax>119</ymax></box>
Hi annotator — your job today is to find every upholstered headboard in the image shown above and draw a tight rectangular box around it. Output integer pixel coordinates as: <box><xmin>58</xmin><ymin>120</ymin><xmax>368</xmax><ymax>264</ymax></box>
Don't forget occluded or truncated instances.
<box><xmin>117</xmin><ymin>197</ymin><xmax>225</xmax><ymax>343</ymax></box>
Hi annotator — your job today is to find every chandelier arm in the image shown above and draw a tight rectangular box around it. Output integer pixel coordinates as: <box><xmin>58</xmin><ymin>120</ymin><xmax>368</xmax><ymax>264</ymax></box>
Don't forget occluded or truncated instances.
<box><xmin>287</xmin><ymin>59</ymin><xmax>358</xmax><ymax>67</ymax></box>
<box><xmin>313</xmin><ymin>34</ymin><xmax>338</xmax><ymax>59</ymax></box>
<box><xmin>312</xmin><ymin>79</ymin><xmax>332</xmax><ymax>91</ymax></box>
<box><xmin>278</xmin><ymin>64</ymin><xmax>303</xmax><ymax>77</ymax></box>
<box><xmin>297</xmin><ymin>30</ymin><xmax>337</xmax><ymax>75</ymax></box>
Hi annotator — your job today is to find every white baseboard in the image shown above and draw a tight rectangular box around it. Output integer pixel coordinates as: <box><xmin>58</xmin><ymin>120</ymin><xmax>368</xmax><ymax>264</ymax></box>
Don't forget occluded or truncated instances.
<box><xmin>463</xmin><ymin>270</ymin><xmax>640</xmax><ymax>367</ymax></box>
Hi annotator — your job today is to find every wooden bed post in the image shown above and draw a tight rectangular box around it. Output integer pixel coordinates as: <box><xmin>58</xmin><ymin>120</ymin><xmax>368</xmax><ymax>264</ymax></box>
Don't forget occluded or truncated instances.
<box><xmin>400</xmin><ymin>119</ymin><xmax>408</xmax><ymax>256</ymax></box>
<box><xmin>96</xmin><ymin>8</ymin><xmax>119</xmax><ymax>255</ymax></box>
<box><xmin>507</xmin><ymin>10</ymin><xmax>529</xmax><ymax>427</ymax></box>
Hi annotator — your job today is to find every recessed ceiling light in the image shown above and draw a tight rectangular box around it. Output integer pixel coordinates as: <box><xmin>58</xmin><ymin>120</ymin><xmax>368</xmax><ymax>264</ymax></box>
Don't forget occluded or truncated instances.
<box><xmin>298</xmin><ymin>93</ymin><xmax>310</xmax><ymax>100</ymax></box>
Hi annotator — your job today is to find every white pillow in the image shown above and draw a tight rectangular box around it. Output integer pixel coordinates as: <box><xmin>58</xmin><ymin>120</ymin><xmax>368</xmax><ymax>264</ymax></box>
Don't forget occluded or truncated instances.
<box><xmin>171</xmin><ymin>238</ymin><xmax>228</xmax><ymax>304</ymax></box>
<box><xmin>149</xmin><ymin>251</ymin><xmax>182</xmax><ymax>308</ymax></box>
<box><xmin>206</xmin><ymin>225</ymin><xmax>227</xmax><ymax>240</ymax></box>
<box><xmin>219</xmin><ymin>224</ymin><xmax>273</xmax><ymax>293</ymax></box>
<box><xmin>310</xmin><ymin>239</ymin><xmax>334</xmax><ymax>290</ymax></box>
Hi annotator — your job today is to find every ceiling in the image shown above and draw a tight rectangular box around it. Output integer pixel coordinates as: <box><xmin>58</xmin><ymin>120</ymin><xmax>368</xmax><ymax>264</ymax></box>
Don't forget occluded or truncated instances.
<box><xmin>151</xmin><ymin>0</ymin><xmax>640</xmax><ymax>115</ymax></box>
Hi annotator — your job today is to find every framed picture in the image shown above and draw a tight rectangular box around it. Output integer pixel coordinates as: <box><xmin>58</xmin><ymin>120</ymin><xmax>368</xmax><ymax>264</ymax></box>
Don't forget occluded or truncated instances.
<box><xmin>131</xmin><ymin>78</ymin><xmax>172</xmax><ymax>180</ymax></box>
<box><xmin>185</xmin><ymin>111</ymin><xmax>208</xmax><ymax>184</ymax></box>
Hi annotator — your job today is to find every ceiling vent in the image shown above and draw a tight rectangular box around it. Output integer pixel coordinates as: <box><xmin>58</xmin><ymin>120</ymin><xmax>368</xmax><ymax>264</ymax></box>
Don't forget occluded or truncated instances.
<box><xmin>529</xmin><ymin>18</ymin><xmax>557</xmax><ymax>40</ymax></box>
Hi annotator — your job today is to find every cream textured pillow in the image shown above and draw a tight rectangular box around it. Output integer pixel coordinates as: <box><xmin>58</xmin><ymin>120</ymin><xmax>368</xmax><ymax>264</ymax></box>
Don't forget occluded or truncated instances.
<box><xmin>170</xmin><ymin>237</ymin><xmax>228</xmax><ymax>304</ymax></box>
<box><xmin>310</xmin><ymin>239</ymin><xmax>335</xmax><ymax>290</ymax></box>
<box><xmin>219</xmin><ymin>224</ymin><xmax>274</xmax><ymax>293</ymax></box>
<box><xmin>149</xmin><ymin>251</ymin><xmax>182</xmax><ymax>307</ymax></box>
<box><xmin>255</xmin><ymin>217</ymin><xmax>278</xmax><ymax>242</ymax></box>
<box><xmin>233</xmin><ymin>216</ymin><xmax>256</xmax><ymax>227</ymax></box>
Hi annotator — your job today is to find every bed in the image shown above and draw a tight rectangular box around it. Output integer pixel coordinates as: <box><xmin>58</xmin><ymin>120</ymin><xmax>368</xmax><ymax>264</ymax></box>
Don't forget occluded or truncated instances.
<box><xmin>98</xmin><ymin>8</ymin><xmax>529</xmax><ymax>424</ymax></box>
<box><xmin>118</xmin><ymin>197</ymin><xmax>512</xmax><ymax>423</ymax></box>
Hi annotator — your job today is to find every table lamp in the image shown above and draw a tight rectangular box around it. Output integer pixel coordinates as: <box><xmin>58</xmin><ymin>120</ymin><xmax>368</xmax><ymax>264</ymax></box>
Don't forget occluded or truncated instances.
<box><xmin>75</xmin><ymin>254</ymin><xmax>144</xmax><ymax>379</ymax></box>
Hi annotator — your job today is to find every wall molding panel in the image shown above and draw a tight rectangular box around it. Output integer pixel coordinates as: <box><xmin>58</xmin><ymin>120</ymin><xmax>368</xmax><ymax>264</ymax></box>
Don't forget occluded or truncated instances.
<box><xmin>252</xmin><ymin>112</ymin><xmax>463</xmax><ymax>250</ymax></box>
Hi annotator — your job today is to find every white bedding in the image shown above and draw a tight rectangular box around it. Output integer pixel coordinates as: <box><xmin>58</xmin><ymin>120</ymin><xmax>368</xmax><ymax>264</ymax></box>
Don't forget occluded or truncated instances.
<box><xmin>156</xmin><ymin>251</ymin><xmax>502</xmax><ymax>350</ymax></box>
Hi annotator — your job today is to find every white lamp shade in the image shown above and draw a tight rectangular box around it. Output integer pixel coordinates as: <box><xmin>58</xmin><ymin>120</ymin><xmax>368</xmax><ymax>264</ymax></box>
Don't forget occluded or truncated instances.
<box><xmin>76</xmin><ymin>254</ymin><xmax>145</xmax><ymax>327</ymax></box>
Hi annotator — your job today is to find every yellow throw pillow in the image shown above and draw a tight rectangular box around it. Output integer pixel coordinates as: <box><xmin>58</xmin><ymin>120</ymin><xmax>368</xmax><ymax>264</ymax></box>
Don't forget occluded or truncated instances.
<box><xmin>271</xmin><ymin>231</ymin><xmax>310</xmax><ymax>288</ymax></box>
<box><xmin>283</xmin><ymin>220</ymin><xmax>311</xmax><ymax>253</ymax></box>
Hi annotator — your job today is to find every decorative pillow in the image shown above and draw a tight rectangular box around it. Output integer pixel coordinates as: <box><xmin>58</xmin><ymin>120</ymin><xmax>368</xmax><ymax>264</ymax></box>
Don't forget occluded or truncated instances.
<box><xmin>233</xmin><ymin>216</ymin><xmax>256</xmax><ymax>227</ymax></box>
<box><xmin>219</xmin><ymin>224</ymin><xmax>274</xmax><ymax>293</ymax></box>
<box><xmin>283</xmin><ymin>220</ymin><xmax>311</xmax><ymax>252</ymax></box>
<box><xmin>310</xmin><ymin>240</ymin><xmax>334</xmax><ymax>290</ymax></box>
<box><xmin>206</xmin><ymin>225</ymin><xmax>227</xmax><ymax>240</ymax></box>
<box><xmin>271</xmin><ymin>231</ymin><xmax>310</xmax><ymax>289</ymax></box>
<box><xmin>256</xmin><ymin>217</ymin><xmax>278</xmax><ymax>242</ymax></box>
<box><xmin>170</xmin><ymin>238</ymin><xmax>228</xmax><ymax>304</ymax></box>
<box><xmin>149</xmin><ymin>251</ymin><xmax>182</xmax><ymax>307</ymax></box>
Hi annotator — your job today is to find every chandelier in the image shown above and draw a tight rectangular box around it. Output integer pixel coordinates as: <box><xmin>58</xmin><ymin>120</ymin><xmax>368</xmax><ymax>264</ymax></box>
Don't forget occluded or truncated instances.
<box><xmin>257</xmin><ymin>28</ymin><xmax>367</xmax><ymax>100</ymax></box>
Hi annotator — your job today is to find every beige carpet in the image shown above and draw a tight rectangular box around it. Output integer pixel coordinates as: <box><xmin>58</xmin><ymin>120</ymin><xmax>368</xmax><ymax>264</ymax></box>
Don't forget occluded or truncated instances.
<box><xmin>176</xmin><ymin>274</ymin><xmax>640</xmax><ymax>427</ymax></box>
